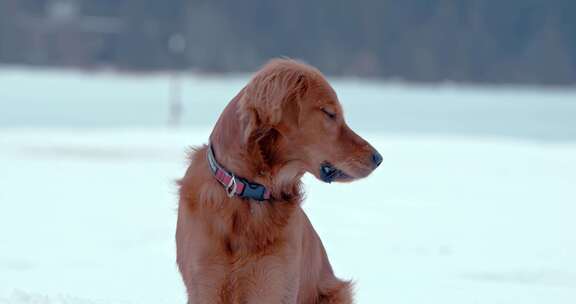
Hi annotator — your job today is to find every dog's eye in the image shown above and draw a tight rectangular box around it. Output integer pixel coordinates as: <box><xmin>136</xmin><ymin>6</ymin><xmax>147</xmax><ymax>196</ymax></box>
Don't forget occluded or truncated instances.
<box><xmin>321</xmin><ymin>108</ymin><xmax>336</xmax><ymax>120</ymax></box>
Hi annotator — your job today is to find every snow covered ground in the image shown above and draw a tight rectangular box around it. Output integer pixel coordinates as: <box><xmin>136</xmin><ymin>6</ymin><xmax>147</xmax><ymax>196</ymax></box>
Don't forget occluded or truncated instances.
<box><xmin>1</xmin><ymin>68</ymin><xmax>575</xmax><ymax>303</ymax></box>
<box><xmin>1</xmin><ymin>67</ymin><xmax>576</xmax><ymax>141</ymax></box>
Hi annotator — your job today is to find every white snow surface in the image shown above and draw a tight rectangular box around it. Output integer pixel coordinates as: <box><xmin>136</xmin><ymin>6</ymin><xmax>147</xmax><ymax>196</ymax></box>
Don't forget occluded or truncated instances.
<box><xmin>0</xmin><ymin>68</ymin><xmax>575</xmax><ymax>303</ymax></box>
<box><xmin>1</xmin><ymin>129</ymin><xmax>575</xmax><ymax>303</ymax></box>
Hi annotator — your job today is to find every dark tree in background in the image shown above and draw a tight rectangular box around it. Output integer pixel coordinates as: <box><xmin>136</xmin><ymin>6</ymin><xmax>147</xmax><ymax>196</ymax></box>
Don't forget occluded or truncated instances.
<box><xmin>0</xmin><ymin>0</ymin><xmax>575</xmax><ymax>85</ymax></box>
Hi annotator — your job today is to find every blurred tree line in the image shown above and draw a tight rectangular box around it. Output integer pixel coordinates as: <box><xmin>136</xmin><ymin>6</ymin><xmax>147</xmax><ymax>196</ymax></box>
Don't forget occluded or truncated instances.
<box><xmin>0</xmin><ymin>0</ymin><xmax>575</xmax><ymax>85</ymax></box>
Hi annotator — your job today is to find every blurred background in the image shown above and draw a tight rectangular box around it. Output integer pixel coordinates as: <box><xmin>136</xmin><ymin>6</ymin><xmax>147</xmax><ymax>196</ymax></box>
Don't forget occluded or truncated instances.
<box><xmin>2</xmin><ymin>0</ymin><xmax>576</xmax><ymax>84</ymax></box>
<box><xmin>0</xmin><ymin>1</ymin><xmax>575</xmax><ymax>303</ymax></box>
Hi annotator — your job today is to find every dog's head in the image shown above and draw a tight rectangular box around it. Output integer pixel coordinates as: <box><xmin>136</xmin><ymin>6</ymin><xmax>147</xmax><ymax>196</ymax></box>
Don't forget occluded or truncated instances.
<box><xmin>236</xmin><ymin>59</ymin><xmax>382</xmax><ymax>184</ymax></box>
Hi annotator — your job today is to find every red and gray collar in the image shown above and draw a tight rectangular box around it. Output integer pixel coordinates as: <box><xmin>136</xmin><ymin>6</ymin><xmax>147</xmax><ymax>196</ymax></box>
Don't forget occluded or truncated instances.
<box><xmin>207</xmin><ymin>144</ymin><xmax>271</xmax><ymax>201</ymax></box>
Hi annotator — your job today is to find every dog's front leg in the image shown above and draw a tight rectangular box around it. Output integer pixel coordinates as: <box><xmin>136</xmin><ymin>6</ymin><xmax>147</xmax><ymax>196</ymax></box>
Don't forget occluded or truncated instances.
<box><xmin>180</xmin><ymin>260</ymin><xmax>230</xmax><ymax>304</ymax></box>
<box><xmin>241</xmin><ymin>255</ymin><xmax>300</xmax><ymax>304</ymax></box>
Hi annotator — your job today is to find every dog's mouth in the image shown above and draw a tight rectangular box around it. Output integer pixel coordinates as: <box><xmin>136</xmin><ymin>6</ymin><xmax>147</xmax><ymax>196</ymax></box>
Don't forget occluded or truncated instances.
<box><xmin>320</xmin><ymin>162</ymin><xmax>352</xmax><ymax>183</ymax></box>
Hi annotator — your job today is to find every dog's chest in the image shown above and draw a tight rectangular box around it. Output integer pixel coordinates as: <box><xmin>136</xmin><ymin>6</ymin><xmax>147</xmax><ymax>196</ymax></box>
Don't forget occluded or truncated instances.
<box><xmin>217</xmin><ymin>251</ymin><xmax>300</xmax><ymax>303</ymax></box>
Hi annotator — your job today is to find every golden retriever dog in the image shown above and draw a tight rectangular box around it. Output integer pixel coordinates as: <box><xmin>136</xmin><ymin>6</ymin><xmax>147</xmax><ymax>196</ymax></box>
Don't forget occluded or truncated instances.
<box><xmin>176</xmin><ymin>59</ymin><xmax>382</xmax><ymax>304</ymax></box>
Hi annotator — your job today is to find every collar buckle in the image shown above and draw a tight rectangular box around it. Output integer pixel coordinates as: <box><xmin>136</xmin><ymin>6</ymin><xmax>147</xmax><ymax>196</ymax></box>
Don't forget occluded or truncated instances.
<box><xmin>225</xmin><ymin>174</ymin><xmax>237</xmax><ymax>198</ymax></box>
<box><xmin>208</xmin><ymin>144</ymin><xmax>270</xmax><ymax>201</ymax></box>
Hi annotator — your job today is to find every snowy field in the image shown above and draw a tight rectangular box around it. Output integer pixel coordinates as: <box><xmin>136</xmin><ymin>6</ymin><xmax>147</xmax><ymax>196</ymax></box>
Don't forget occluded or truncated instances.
<box><xmin>1</xmin><ymin>68</ymin><xmax>576</xmax><ymax>303</ymax></box>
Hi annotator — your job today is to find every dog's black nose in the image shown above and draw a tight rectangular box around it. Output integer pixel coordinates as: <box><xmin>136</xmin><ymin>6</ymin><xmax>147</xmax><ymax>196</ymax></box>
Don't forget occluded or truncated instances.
<box><xmin>372</xmin><ymin>150</ymin><xmax>383</xmax><ymax>167</ymax></box>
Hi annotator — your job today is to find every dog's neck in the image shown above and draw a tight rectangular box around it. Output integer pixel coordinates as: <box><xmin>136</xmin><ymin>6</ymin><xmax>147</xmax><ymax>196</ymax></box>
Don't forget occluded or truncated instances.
<box><xmin>208</xmin><ymin>140</ymin><xmax>304</xmax><ymax>202</ymax></box>
<box><xmin>204</xmin><ymin>99</ymin><xmax>303</xmax><ymax>253</ymax></box>
<box><xmin>209</xmin><ymin>95</ymin><xmax>304</xmax><ymax>201</ymax></box>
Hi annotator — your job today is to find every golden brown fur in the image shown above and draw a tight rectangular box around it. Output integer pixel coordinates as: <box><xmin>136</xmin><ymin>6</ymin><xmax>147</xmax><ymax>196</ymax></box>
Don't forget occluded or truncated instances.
<box><xmin>176</xmin><ymin>59</ymin><xmax>381</xmax><ymax>303</ymax></box>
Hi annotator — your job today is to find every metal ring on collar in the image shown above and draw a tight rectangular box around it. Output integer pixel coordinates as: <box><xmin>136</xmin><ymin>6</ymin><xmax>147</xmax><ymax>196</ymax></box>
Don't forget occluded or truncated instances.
<box><xmin>226</xmin><ymin>175</ymin><xmax>237</xmax><ymax>198</ymax></box>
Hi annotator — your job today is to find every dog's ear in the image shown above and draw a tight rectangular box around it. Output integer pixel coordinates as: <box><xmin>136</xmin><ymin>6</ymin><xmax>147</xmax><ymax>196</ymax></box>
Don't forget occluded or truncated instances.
<box><xmin>239</xmin><ymin>62</ymin><xmax>307</xmax><ymax>142</ymax></box>
<box><xmin>238</xmin><ymin>60</ymin><xmax>309</xmax><ymax>165</ymax></box>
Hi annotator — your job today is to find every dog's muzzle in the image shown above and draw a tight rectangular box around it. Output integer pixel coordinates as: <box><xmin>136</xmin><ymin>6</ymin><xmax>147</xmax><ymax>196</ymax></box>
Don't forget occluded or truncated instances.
<box><xmin>320</xmin><ymin>162</ymin><xmax>350</xmax><ymax>183</ymax></box>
